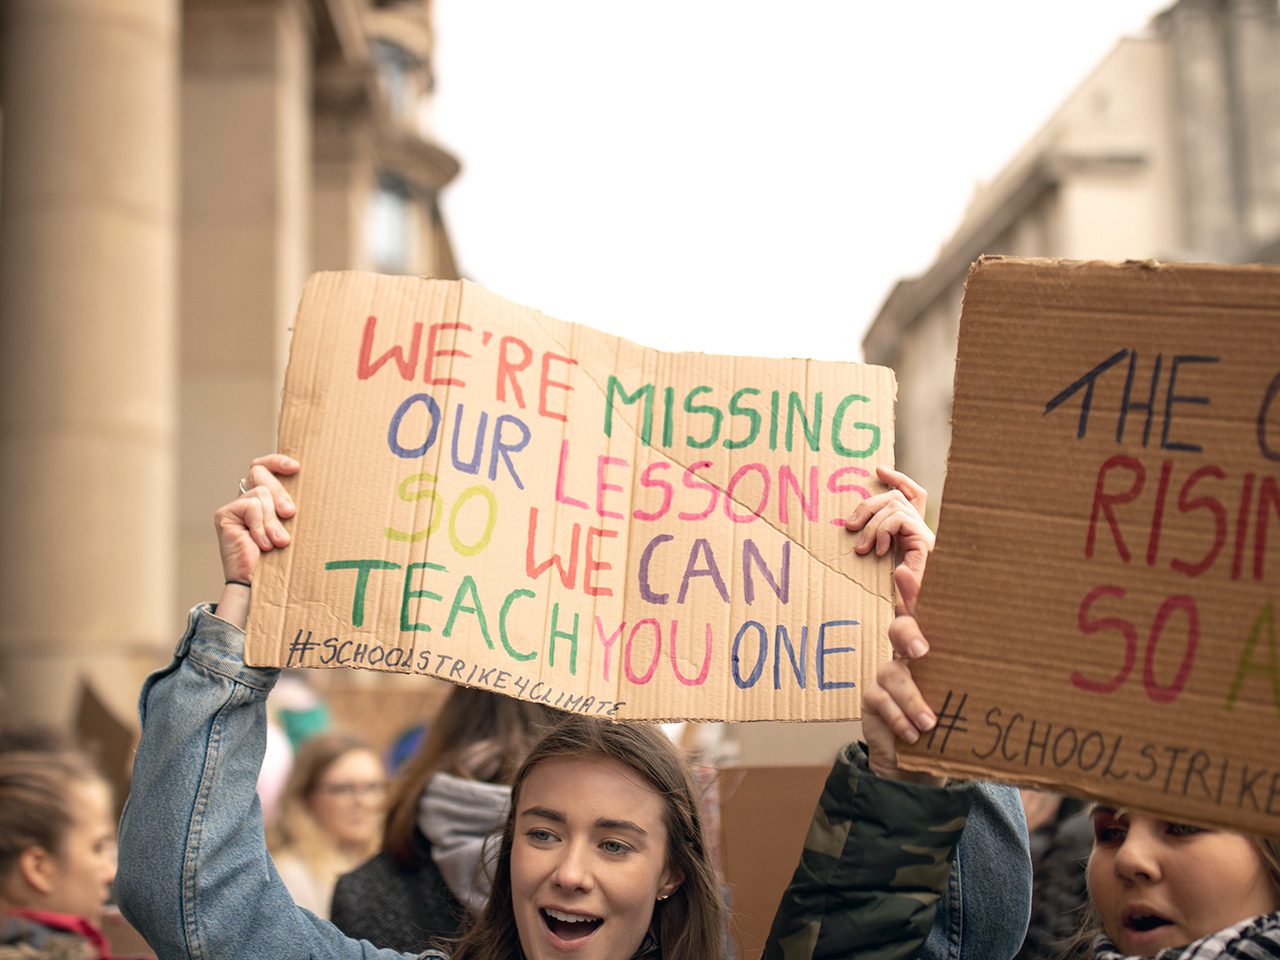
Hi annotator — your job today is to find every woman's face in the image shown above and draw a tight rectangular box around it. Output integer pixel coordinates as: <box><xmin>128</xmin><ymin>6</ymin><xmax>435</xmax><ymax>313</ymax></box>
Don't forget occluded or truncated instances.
<box><xmin>306</xmin><ymin>748</ymin><xmax>387</xmax><ymax>850</ymax></box>
<box><xmin>1088</xmin><ymin>807</ymin><xmax>1280</xmax><ymax>955</ymax></box>
<box><xmin>41</xmin><ymin>778</ymin><xmax>117</xmax><ymax>924</ymax></box>
<box><xmin>510</xmin><ymin>755</ymin><xmax>682</xmax><ymax>960</ymax></box>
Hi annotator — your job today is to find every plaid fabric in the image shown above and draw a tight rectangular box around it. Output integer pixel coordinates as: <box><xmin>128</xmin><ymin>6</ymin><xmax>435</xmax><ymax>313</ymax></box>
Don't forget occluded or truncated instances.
<box><xmin>1092</xmin><ymin>911</ymin><xmax>1280</xmax><ymax>960</ymax></box>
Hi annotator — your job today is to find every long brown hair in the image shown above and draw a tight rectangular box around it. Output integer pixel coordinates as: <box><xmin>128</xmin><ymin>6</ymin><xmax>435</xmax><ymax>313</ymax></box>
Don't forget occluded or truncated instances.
<box><xmin>384</xmin><ymin>686</ymin><xmax>556</xmax><ymax>866</ymax></box>
<box><xmin>448</xmin><ymin>715</ymin><xmax>727</xmax><ymax>960</ymax></box>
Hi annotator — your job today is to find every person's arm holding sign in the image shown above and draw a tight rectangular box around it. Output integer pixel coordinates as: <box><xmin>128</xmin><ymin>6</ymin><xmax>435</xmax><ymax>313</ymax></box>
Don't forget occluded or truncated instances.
<box><xmin>116</xmin><ymin>456</ymin><xmax>433</xmax><ymax>960</ymax></box>
<box><xmin>763</xmin><ymin>468</ymin><xmax>1031</xmax><ymax>960</ymax></box>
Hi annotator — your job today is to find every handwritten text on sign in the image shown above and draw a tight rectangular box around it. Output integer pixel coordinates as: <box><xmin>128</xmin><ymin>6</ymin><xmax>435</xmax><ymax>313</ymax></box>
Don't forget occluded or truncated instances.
<box><xmin>246</xmin><ymin>273</ymin><xmax>897</xmax><ymax>721</ymax></box>
<box><xmin>899</xmin><ymin>258</ymin><xmax>1280</xmax><ymax>833</ymax></box>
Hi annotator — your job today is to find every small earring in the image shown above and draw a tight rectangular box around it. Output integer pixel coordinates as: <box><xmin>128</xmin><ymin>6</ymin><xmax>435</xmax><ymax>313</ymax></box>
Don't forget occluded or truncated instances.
<box><xmin>657</xmin><ymin>893</ymin><xmax>670</xmax><ymax>902</ymax></box>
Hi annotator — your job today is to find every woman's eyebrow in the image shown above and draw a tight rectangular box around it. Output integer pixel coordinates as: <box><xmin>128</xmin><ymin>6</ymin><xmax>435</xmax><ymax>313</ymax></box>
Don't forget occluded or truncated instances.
<box><xmin>520</xmin><ymin>806</ymin><xmax>566</xmax><ymax>823</ymax></box>
<box><xmin>596</xmin><ymin>818</ymin><xmax>647</xmax><ymax>836</ymax></box>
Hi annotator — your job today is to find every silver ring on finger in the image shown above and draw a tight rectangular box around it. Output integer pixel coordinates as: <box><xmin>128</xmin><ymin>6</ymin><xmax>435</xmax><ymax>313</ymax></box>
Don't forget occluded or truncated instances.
<box><xmin>238</xmin><ymin>477</ymin><xmax>250</xmax><ymax>496</ymax></box>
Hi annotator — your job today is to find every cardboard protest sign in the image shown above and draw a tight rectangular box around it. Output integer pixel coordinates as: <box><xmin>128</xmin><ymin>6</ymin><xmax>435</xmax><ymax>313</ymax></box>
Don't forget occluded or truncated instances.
<box><xmin>898</xmin><ymin>256</ymin><xmax>1280</xmax><ymax>832</ymax></box>
<box><xmin>245</xmin><ymin>272</ymin><xmax>896</xmax><ymax>721</ymax></box>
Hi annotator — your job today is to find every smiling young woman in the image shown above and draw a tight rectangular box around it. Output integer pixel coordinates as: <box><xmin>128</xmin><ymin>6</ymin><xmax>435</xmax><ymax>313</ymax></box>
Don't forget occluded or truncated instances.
<box><xmin>449</xmin><ymin>720</ymin><xmax>723</xmax><ymax>960</ymax></box>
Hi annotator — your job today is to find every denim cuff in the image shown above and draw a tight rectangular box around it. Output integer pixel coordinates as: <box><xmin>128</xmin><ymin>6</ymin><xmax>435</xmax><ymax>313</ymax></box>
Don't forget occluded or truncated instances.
<box><xmin>174</xmin><ymin>603</ymin><xmax>280</xmax><ymax>694</ymax></box>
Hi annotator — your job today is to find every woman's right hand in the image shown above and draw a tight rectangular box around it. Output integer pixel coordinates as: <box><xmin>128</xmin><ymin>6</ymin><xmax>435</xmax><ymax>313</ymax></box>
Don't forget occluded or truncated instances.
<box><xmin>213</xmin><ymin>454</ymin><xmax>299</xmax><ymax>626</ymax></box>
<box><xmin>862</xmin><ymin>563</ymin><xmax>946</xmax><ymax>787</ymax></box>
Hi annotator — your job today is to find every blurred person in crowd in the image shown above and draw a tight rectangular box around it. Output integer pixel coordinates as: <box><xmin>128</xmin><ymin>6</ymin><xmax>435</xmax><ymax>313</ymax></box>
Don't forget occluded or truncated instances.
<box><xmin>1016</xmin><ymin>790</ymin><xmax>1091</xmax><ymax>960</ymax></box>
<box><xmin>267</xmin><ymin>732</ymin><xmax>388</xmax><ymax>918</ymax></box>
<box><xmin>331</xmin><ymin>687</ymin><xmax>555</xmax><ymax>952</ymax></box>
<box><xmin>0</xmin><ymin>751</ymin><xmax>121</xmax><ymax>960</ymax></box>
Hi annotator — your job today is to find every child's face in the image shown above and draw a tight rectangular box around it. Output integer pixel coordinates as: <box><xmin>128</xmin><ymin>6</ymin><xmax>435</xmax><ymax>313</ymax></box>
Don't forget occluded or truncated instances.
<box><xmin>1088</xmin><ymin>807</ymin><xmax>1279</xmax><ymax>955</ymax></box>
<box><xmin>509</xmin><ymin>755</ymin><xmax>682</xmax><ymax>960</ymax></box>
<box><xmin>45</xmin><ymin>778</ymin><xmax>117</xmax><ymax>924</ymax></box>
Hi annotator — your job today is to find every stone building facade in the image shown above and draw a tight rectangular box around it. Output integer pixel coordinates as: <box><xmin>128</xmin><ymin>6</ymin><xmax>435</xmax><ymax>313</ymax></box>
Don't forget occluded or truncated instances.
<box><xmin>863</xmin><ymin>0</ymin><xmax>1280</xmax><ymax>520</ymax></box>
<box><xmin>0</xmin><ymin>0</ymin><xmax>460</xmax><ymax>733</ymax></box>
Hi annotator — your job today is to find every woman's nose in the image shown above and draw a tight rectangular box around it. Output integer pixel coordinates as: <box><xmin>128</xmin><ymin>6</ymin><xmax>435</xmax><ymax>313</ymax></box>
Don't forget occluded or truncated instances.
<box><xmin>1114</xmin><ymin>826</ymin><xmax>1162</xmax><ymax>884</ymax></box>
<box><xmin>552</xmin><ymin>842</ymin><xmax>593</xmax><ymax>892</ymax></box>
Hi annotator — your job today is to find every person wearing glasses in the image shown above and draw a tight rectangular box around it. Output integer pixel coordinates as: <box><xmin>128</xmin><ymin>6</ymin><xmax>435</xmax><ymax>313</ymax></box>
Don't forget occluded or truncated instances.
<box><xmin>268</xmin><ymin>731</ymin><xmax>389</xmax><ymax>918</ymax></box>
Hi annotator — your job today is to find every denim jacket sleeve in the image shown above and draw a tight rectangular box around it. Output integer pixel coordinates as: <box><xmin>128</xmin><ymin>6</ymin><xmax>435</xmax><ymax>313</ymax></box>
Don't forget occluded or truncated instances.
<box><xmin>115</xmin><ymin>605</ymin><xmax>425</xmax><ymax>960</ymax></box>
<box><xmin>762</xmin><ymin>743</ymin><xmax>1030</xmax><ymax>960</ymax></box>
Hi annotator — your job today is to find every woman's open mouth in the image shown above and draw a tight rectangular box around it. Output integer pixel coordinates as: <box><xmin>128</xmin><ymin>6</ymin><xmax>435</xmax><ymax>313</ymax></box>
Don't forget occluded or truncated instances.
<box><xmin>541</xmin><ymin>907</ymin><xmax>604</xmax><ymax>943</ymax></box>
<box><xmin>1123</xmin><ymin>908</ymin><xmax>1173</xmax><ymax>935</ymax></box>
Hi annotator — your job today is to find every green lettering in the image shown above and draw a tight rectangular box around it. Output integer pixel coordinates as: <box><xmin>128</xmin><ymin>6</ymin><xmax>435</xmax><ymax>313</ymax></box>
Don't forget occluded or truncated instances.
<box><xmin>325</xmin><ymin>559</ymin><xmax>400</xmax><ymax>627</ymax></box>
<box><xmin>1227</xmin><ymin>602</ymin><xmax>1279</xmax><ymax>715</ymax></box>
<box><xmin>604</xmin><ymin>376</ymin><xmax>654</xmax><ymax>445</ymax></box>
<box><xmin>401</xmin><ymin>560</ymin><xmax>445</xmax><ymax>632</ymax></box>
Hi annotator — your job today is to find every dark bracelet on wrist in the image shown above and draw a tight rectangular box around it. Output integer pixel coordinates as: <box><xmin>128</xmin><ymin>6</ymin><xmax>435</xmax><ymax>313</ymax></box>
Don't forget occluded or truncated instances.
<box><xmin>225</xmin><ymin>579</ymin><xmax>252</xmax><ymax>589</ymax></box>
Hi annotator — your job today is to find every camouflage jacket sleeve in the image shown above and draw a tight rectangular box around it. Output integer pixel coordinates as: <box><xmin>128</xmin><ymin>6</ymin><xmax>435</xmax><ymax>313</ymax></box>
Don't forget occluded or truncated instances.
<box><xmin>761</xmin><ymin>742</ymin><xmax>972</xmax><ymax>960</ymax></box>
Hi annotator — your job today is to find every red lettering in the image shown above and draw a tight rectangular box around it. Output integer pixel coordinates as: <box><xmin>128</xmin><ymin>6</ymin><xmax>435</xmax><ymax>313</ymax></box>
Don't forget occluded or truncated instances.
<box><xmin>594</xmin><ymin>617</ymin><xmax>625</xmax><ymax>681</ymax></box>
<box><xmin>496</xmin><ymin>336</ymin><xmax>532</xmax><ymax>407</ymax></box>
<box><xmin>539</xmin><ymin>352</ymin><xmax>576</xmax><ymax>421</ymax></box>
<box><xmin>779</xmin><ymin>466</ymin><xmax>819</xmax><ymax>523</ymax></box>
<box><xmin>423</xmin><ymin>322</ymin><xmax>469</xmax><ymax>386</ymax></box>
<box><xmin>1256</xmin><ymin>476</ymin><xmax>1280</xmax><ymax>582</ymax></box>
<box><xmin>1232</xmin><ymin>473</ymin><xmax>1256</xmax><ymax>580</ymax></box>
<box><xmin>1170</xmin><ymin>465</ymin><xmax>1226</xmax><ymax>577</ymax></box>
<box><xmin>632</xmin><ymin>462</ymin><xmax>673</xmax><ymax>521</ymax></box>
<box><xmin>1087</xmin><ymin>455</ymin><xmax>1144</xmax><ymax>561</ymax></box>
<box><xmin>595</xmin><ymin>457</ymin><xmax>627</xmax><ymax>520</ymax></box>
<box><xmin>724</xmin><ymin>464</ymin><xmax>769</xmax><ymax>523</ymax></box>
<box><xmin>1072</xmin><ymin>585</ymin><xmax>1136</xmax><ymax>694</ymax></box>
<box><xmin>525</xmin><ymin>507</ymin><xmax>580</xmax><ymax>588</ymax></box>
<box><xmin>584</xmin><ymin>527</ymin><xmax>618</xmax><ymax>597</ymax></box>
<box><xmin>357</xmin><ymin>315</ymin><xmax>421</xmax><ymax>380</ymax></box>
<box><xmin>827</xmin><ymin>466</ymin><xmax>872</xmax><ymax>526</ymax></box>
<box><xmin>554</xmin><ymin>440</ymin><xmax>588</xmax><ymax>510</ymax></box>
<box><xmin>1142</xmin><ymin>596</ymin><xmax>1199</xmax><ymax>704</ymax></box>
<box><xmin>1145</xmin><ymin>460</ymin><xmax>1174</xmax><ymax>566</ymax></box>
<box><xmin>624</xmin><ymin>620</ymin><xmax>662</xmax><ymax>684</ymax></box>
<box><xmin>668</xmin><ymin>621</ymin><xmax>713</xmax><ymax>686</ymax></box>
<box><xmin>678</xmin><ymin>460</ymin><xmax>718</xmax><ymax>521</ymax></box>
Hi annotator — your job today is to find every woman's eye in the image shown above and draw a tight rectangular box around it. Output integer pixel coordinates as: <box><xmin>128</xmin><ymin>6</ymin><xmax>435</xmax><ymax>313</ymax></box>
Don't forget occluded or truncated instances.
<box><xmin>1094</xmin><ymin>823</ymin><xmax>1126</xmax><ymax>845</ymax></box>
<box><xmin>1167</xmin><ymin>822</ymin><xmax>1206</xmax><ymax>838</ymax></box>
<box><xmin>599</xmin><ymin>839</ymin><xmax>631</xmax><ymax>856</ymax></box>
<box><xmin>526</xmin><ymin>828</ymin><xmax>558</xmax><ymax>843</ymax></box>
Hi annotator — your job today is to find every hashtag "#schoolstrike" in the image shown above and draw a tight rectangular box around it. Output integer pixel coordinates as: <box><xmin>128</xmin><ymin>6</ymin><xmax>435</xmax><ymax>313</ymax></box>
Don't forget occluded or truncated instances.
<box><xmin>284</xmin><ymin>628</ymin><xmax>625</xmax><ymax>717</ymax></box>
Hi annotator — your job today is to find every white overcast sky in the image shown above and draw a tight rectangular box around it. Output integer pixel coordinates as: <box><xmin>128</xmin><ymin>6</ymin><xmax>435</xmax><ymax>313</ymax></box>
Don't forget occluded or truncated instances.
<box><xmin>431</xmin><ymin>2</ymin><xmax>1169</xmax><ymax>362</ymax></box>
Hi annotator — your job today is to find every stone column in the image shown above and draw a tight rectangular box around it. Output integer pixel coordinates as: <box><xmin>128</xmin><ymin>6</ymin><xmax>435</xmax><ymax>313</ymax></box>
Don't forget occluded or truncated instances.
<box><xmin>0</xmin><ymin>0</ymin><xmax>179</xmax><ymax>729</ymax></box>
<box><xmin>176</xmin><ymin>0</ymin><xmax>313</xmax><ymax>619</ymax></box>
<box><xmin>1162</xmin><ymin>0</ymin><xmax>1244</xmax><ymax>257</ymax></box>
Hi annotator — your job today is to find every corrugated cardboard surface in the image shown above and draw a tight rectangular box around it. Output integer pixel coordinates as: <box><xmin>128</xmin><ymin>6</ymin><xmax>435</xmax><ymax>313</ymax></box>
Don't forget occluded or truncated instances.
<box><xmin>900</xmin><ymin>257</ymin><xmax>1280</xmax><ymax>833</ymax></box>
<box><xmin>246</xmin><ymin>273</ymin><xmax>896</xmax><ymax>721</ymax></box>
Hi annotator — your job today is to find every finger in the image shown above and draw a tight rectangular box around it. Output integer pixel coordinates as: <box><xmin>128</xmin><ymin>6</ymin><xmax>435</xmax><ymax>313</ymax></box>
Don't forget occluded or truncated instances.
<box><xmin>844</xmin><ymin>488</ymin><xmax>910</xmax><ymax>531</ymax></box>
<box><xmin>894</xmin><ymin>564</ymin><xmax>924</xmax><ymax>618</ymax></box>
<box><xmin>250</xmin><ymin>484</ymin><xmax>290</xmax><ymax>548</ymax></box>
<box><xmin>888</xmin><ymin>611</ymin><xmax>929</xmax><ymax>659</ymax></box>
<box><xmin>247</xmin><ymin>454</ymin><xmax>299</xmax><ymax>518</ymax></box>
<box><xmin>878</xmin><ymin>661</ymin><xmax>937</xmax><ymax>737</ymax></box>
<box><xmin>239</xmin><ymin>497</ymin><xmax>273</xmax><ymax>553</ymax></box>
<box><xmin>870</xmin><ymin>507</ymin><xmax>910</xmax><ymax>557</ymax></box>
<box><xmin>875</xmin><ymin>465</ymin><xmax>927</xmax><ymax>515</ymax></box>
<box><xmin>864</xmin><ymin>683</ymin><xmax>921</xmax><ymax>746</ymax></box>
<box><xmin>844</xmin><ymin>496</ymin><xmax>906</xmax><ymax>547</ymax></box>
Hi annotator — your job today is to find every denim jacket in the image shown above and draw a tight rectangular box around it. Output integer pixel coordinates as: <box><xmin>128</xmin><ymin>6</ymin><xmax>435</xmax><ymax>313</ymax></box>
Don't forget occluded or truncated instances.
<box><xmin>115</xmin><ymin>606</ymin><xmax>1029</xmax><ymax>960</ymax></box>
